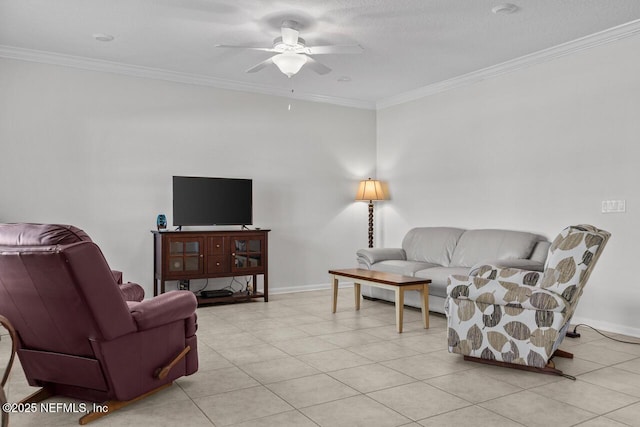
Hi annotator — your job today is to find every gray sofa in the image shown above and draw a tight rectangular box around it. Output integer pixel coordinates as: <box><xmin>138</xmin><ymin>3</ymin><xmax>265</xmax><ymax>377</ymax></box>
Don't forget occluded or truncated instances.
<box><xmin>356</xmin><ymin>227</ymin><xmax>550</xmax><ymax>314</ymax></box>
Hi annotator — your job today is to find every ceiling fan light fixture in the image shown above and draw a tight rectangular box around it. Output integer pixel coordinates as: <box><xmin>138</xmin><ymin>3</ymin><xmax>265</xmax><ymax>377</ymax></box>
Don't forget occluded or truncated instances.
<box><xmin>272</xmin><ymin>52</ymin><xmax>307</xmax><ymax>77</ymax></box>
<box><xmin>273</xmin><ymin>36</ymin><xmax>306</xmax><ymax>53</ymax></box>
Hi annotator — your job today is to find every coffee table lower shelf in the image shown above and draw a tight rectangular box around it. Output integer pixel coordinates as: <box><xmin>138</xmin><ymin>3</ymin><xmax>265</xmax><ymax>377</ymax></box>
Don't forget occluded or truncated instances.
<box><xmin>329</xmin><ymin>268</ymin><xmax>430</xmax><ymax>333</ymax></box>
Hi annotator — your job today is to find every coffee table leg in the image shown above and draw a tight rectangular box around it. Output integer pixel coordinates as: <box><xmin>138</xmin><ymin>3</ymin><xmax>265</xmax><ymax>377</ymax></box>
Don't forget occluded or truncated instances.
<box><xmin>331</xmin><ymin>275</ymin><xmax>338</xmax><ymax>313</ymax></box>
<box><xmin>395</xmin><ymin>288</ymin><xmax>404</xmax><ymax>333</ymax></box>
<box><xmin>421</xmin><ymin>284</ymin><xmax>429</xmax><ymax>329</ymax></box>
<box><xmin>354</xmin><ymin>282</ymin><xmax>361</xmax><ymax>310</ymax></box>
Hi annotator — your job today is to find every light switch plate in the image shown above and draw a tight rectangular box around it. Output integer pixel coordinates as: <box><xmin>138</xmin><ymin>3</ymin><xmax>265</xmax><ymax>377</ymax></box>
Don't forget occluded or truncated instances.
<box><xmin>601</xmin><ymin>200</ymin><xmax>626</xmax><ymax>213</ymax></box>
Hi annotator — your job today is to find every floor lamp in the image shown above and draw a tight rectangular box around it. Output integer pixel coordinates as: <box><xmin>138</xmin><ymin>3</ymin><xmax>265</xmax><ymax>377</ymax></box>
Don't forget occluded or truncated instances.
<box><xmin>355</xmin><ymin>178</ymin><xmax>387</xmax><ymax>248</ymax></box>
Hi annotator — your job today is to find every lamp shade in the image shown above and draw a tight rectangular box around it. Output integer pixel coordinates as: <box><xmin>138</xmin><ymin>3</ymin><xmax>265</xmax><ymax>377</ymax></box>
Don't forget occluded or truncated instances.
<box><xmin>272</xmin><ymin>52</ymin><xmax>307</xmax><ymax>77</ymax></box>
<box><xmin>355</xmin><ymin>178</ymin><xmax>386</xmax><ymax>201</ymax></box>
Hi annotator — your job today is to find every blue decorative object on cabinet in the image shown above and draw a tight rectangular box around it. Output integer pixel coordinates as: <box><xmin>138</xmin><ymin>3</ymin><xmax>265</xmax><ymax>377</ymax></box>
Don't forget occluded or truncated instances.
<box><xmin>156</xmin><ymin>214</ymin><xmax>167</xmax><ymax>230</ymax></box>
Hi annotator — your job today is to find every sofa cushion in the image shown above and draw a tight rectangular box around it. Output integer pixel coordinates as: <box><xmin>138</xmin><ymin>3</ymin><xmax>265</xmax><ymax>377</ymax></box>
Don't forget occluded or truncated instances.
<box><xmin>402</xmin><ymin>227</ymin><xmax>465</xmax><ymax>266</ymax></box>
<box><xmin>450</xmin><ymin>229</ymin><xmax>538</xmax><ymax>268</ymax></box>
<box><xmin>371</xmin><ymin>260</ymin><xmax>439</xmax><ymax>277</ymax></box>
<box><xmin>415</xmin><ymin>267</ymin><xmax>470</xmax><ymax>298</ymax></box>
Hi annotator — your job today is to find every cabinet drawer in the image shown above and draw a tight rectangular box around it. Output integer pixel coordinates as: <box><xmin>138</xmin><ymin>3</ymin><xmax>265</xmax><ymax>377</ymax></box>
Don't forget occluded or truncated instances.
<box><xmin>208</xmin><ymin>237</ymin><xmax>225</xmax><ymax>255</ymax></box>
<box><xmin>207</xmin><ymin>255</ymin><xmax>228</xmax><ymax>273</ymax></box>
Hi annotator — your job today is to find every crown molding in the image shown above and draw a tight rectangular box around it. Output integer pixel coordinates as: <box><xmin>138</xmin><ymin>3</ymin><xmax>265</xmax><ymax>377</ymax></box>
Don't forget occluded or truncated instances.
<box><xmin>2</xmin><ymin>18</ymin><xmax>639</xmax><ymax>112</ymax></box>
<box><xmin>376</xmin><ymin>19</ymin><xmax>640</xmax><ymax>110</ymax></box>
<box><xmin>0</xmin><ymin>45</ymin><xmax>375</xmax><ymax>110</ymax></box>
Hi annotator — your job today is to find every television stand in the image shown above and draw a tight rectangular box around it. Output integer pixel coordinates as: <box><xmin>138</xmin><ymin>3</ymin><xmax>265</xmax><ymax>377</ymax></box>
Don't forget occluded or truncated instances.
<box><xmin>152</xmin><ymin>229</ymin><xmax>270</xmax><ymax>305</ymax></box>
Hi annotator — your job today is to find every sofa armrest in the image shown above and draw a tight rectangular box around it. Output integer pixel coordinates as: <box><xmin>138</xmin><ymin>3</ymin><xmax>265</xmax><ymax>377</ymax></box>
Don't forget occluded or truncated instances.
<box><xmin>119</xmin><ymin>282</ymin><xmax>145</xmax><ymax>302</ymax></box>
<box><xmin>356</xmin><ymin>248</ymin><xmax>406</xmax><ymax>268</ymax></box>
<box><xmin>447</xmin><ymin>274</ymin><xmax>568</xmax><ymax>312</ymax></box>
<box><xmin>129</xmin><ymin>291</ymin><xmax>197</xmax><ymax>331</ymax></box>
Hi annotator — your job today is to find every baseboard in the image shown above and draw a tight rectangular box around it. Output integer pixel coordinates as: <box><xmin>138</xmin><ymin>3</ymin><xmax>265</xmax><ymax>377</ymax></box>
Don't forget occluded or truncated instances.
<box><xmin>570</xmin><ymin>315</ymin><xmax>640</xmax><ymax>339</ymax></box>
<box><xmin>268</xmin><ymin>282</ymin><xmax>354</xmax><ymax>295</ymax></box>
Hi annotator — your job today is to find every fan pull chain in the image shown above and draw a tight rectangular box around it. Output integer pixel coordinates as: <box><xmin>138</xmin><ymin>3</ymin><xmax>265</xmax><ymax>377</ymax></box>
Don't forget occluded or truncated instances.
<box><xmin>288</xmin><ymin>79</ymin><xmax>295</xmax><ymax>111</ymax></box>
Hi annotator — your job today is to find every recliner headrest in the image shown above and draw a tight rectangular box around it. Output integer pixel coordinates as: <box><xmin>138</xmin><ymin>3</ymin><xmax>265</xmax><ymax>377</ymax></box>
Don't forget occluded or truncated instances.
<box><xmin>0</xmin><ymin>223</ymin><xmax>92</xmax><ymax>246</ymax></box>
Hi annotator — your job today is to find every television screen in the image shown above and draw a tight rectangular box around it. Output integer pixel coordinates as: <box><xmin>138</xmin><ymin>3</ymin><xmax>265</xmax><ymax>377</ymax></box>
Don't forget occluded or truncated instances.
<box><xmin>173</xmin><ymin>176</ymin><xmax>252</xmax><ymax>226</ymax></box>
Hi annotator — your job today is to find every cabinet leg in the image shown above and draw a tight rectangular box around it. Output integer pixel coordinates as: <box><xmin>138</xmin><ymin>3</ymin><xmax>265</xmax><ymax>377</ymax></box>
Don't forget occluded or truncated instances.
<box><xmin>262</xmin><ymin>274</ymin><xmax>268</xmax><ymax>302</ymax></box>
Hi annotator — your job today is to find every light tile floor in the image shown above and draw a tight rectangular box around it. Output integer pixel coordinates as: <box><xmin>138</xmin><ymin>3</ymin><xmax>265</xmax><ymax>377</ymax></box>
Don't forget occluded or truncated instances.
<box><xmin>2</xmin><ymin>288</ymin><xmax>640</xmax><ymax>426</ymax></box>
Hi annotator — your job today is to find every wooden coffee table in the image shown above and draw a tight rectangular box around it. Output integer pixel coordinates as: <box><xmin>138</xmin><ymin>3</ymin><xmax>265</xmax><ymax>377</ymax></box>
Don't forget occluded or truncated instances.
<box><xmin>329</xmin><ymin>268</ymin><xmax>430</xmax><ymax>333</ymax></box>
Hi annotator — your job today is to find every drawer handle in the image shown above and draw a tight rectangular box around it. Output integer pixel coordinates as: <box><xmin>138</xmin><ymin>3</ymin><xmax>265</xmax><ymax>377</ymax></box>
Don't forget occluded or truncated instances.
<box><xmin>216</xmin><ymin>262</ymin><xmax>220</xmax><ymax>266</ymax></box>
<box><xmin>216</xmin><ymin>244</ymin><xmax>220</xmax><ymax>248</ymax></box>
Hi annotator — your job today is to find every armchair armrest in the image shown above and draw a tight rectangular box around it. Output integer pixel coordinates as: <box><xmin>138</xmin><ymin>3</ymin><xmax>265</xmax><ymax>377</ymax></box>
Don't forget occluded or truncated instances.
<box><xmin>356</xmin><ymin>248</ymin><xmax>406</xmax><ymax>268</ymax></box>
<box><xmin>469</xmin><ymin>259</ymin><xmax>545</xmax><ymax>277</ymax></box>
<box><xmin>119</xmin><ymin>282</ymin><xmax>145</xmax><ymax>302</ymax></box>
<box><xmin>471</xmin><ymin>264</ymin><xmax>543</xmax><ymax>286</ymax></box>
<box><xmin>129</xmin><ymin>291</ymin><xmax>197</xmax><ymax>331</ymax></box>
<box><xmin>111</xmin><ymin>270</ymin><xmax>123</xmax><ymax>284</ymax></box>
<box><xmin>447</xmin><ymin>274</ymin><xmax>569</xmax><ymax>313</ymax></box>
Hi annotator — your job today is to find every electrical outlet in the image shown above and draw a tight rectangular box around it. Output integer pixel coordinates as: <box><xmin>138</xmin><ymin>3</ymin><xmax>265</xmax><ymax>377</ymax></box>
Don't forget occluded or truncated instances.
<box><xmin>601</xmin><ymin>200</ymin><xmax>626</xmax><ymax>213</ymax></box>
<box><xmin>179</xmin><ymin>279</ymin><xmax>190</xmax><ymax>290</ymax></box>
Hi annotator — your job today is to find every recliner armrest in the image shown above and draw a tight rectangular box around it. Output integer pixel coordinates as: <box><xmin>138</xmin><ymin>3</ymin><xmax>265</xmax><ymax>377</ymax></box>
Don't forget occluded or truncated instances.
<box><xmin>472</xmin><ymin>264</ymin><xmax>543</xmax><ymax>286</ymax></box>
<box><xmin>129</xmin><ymin>291</ymin><xmax>197</xmax><ymax>331</ymax></box>
<box><xmin>447</xmin><ymin>274</ymin><xmax>569</xmax><ymax>312</ymax></box>
<box><xmin>356</xmin><ymin>248</ymin><xmax>406</xmax><ymax>267</ymax></box>
<box><xmin>468</xmin><ymin>259</ymin><xmax>545</xmax><ymax>277</ymax></box>
<box><xmin>119</xmin><ymin>282</ymin><xmax>145</xmax><ymax>302</ymax></box>
<box><xmin>111</xmin><ymin>270</ymin><xmax>123</xmax><ymax>284</ymax></box>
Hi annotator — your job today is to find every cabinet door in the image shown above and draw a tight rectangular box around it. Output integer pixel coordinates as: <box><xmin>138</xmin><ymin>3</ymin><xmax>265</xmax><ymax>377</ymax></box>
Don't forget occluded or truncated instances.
<box><xmin>166</xmin><ymin>237</ymin><xmax>204</xmax><ymax>277</ymax></box>
<box><xmin>231</xmin><ymin>235</ymin><xmax>264</xmax><ymax>273</ymax></box>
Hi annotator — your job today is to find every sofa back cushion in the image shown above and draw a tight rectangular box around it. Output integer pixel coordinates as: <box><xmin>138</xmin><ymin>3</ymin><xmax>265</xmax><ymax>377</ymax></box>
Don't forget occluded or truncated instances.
<box><xmin>450</xmin><ymin>229</ymin><xmax>539</xmax><ymax>267</ymax></box>
<box><xmin>402</xmin><ymin>227</ymin><xmax>465</xmax><ymax>266</ymax></box>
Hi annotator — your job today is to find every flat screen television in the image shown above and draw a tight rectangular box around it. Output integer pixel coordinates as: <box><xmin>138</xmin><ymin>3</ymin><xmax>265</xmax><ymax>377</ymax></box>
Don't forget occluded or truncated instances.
<box><xmin>173</xmin><ymin>176</ymin><xmax>252</xmax><ymax>226</ymax></box>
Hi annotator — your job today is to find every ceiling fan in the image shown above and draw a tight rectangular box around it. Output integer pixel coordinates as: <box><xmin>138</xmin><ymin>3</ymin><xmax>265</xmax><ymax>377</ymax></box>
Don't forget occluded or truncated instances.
<box><xmin>216</xmin><ymin>20</ymin><xmax>363</xmax><ymax>78</ymax></box>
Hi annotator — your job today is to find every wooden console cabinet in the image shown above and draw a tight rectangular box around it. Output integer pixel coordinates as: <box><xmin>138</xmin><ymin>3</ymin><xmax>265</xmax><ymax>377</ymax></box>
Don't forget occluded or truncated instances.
<box><xmin>152</xmin><ymin>229</ymin><xmax>269</xmax><ymax>305</ymax></box>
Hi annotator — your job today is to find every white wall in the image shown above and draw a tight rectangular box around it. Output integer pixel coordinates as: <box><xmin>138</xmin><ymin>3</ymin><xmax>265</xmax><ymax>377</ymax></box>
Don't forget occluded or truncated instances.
<box><xmin>377</xmin><ymin>34</ymin><xmax>640</xmax><ymax>336</ymax></box>
<box><xmin>0</xmin><ymin>58</ymin><xmax>376</xmax><ymax>295</ymax></box>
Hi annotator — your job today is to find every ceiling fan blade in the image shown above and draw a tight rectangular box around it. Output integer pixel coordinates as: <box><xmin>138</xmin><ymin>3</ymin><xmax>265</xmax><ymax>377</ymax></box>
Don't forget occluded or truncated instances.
<box><xmin>306</xmin><ymin>44</ymin><xmax>364</xmax><ymax>55</ymax></box>
<box><xmin>304</xmin><ymin>56</ymin><xmax>331</xmax><ymax>75</ymax></box>
<box><xmin>216</xmin><ymin>44</ymin><xmax>276</xmax><ymax>52</ymax></box>
<box><xmin>246</xmin><ymin>57</ymin><xmax>274</xmax><ymax>73</ymax></box>
<box><xmin>281</xmin><ymin>26</ymin><xmax>299</xmax><ymax>46</ymax></box>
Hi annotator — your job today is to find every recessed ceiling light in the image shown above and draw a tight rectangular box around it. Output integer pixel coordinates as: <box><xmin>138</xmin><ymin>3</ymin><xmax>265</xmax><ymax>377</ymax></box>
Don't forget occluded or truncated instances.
<box><xmin>93</xmin><ymin>33</ymin><xmax>114</xmax><ymax>42</ymax></box>
<box><xmin>492</xmin><ymin>3</ymin><xmax>519</xmax><ymax>14</ymax></box>
<box><xmin>337</xmin><ymin>76</ymin><xmax>352</xmax><ymax>82</ymax></box>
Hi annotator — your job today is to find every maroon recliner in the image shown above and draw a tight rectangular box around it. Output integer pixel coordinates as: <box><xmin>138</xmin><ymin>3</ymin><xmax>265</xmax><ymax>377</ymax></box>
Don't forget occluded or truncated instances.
<box><xmin>0</xmin><ymin>223</ymin><xmax>198</xmax><ymax>424</ymax></box>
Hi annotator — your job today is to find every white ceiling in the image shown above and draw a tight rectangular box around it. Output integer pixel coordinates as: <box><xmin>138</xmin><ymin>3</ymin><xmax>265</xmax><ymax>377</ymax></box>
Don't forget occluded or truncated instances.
<box><xmin>2</xmin><ymin>0</ymin><xmax>640</xmax><ymax>109</ymax></box>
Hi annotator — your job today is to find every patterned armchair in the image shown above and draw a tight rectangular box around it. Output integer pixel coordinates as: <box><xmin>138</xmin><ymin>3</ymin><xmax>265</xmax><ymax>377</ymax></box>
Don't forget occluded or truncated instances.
<box><xmin>445</xmin><ymin>224</ymin><xmax>610</xmax><ymax>376</ymax></box>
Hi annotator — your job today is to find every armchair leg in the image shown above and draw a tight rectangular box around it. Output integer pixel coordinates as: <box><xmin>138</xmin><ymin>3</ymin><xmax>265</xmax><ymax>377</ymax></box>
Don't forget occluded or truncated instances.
<box><xmin>79</xmin><ymin>383</ymin><xmax>172</xmax><ymax>425</ymax></box>
<box><xmin>19</xmin><ymin>387</ymin><xmax>54</xmax><ymax>404</ymax></box>
<box><xmin>552</xmin><ymin>349</ymin><xmax>574</xmax><ymax>359</ymax></box>
<box><xmin>463</xmin><ymin>355</ymin><xmax>574</xmax><ymax>379</ymax></box>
